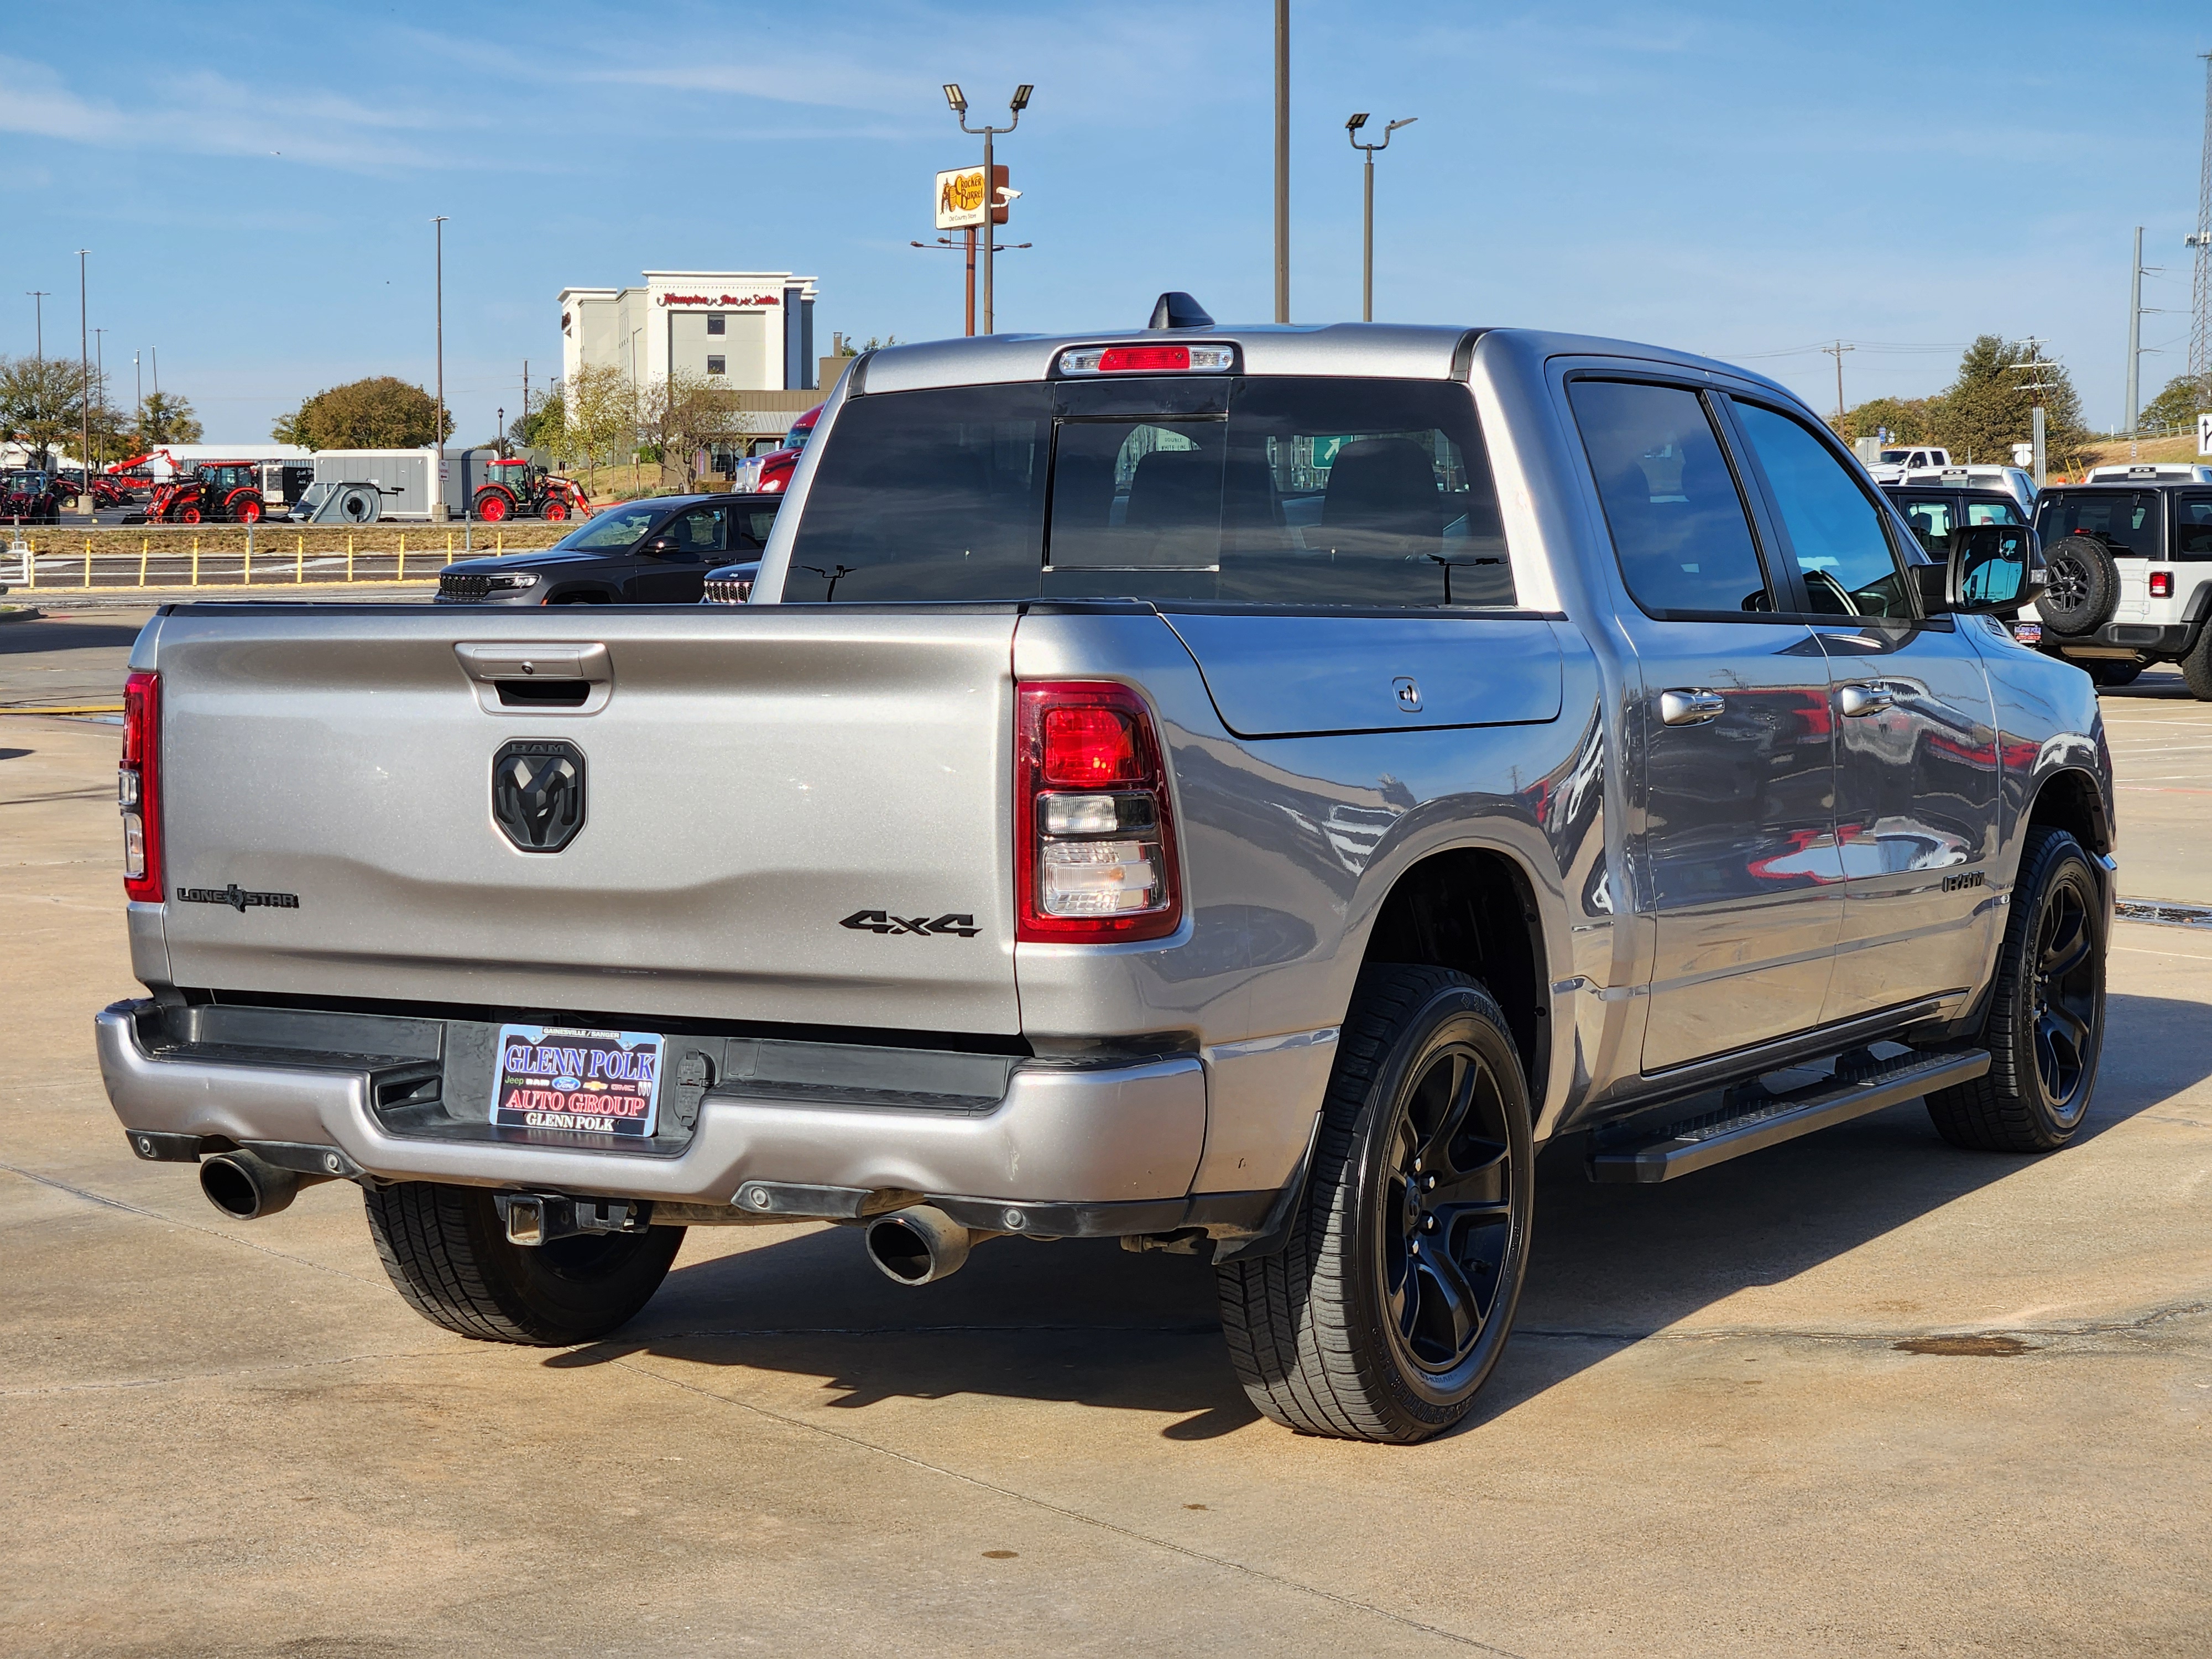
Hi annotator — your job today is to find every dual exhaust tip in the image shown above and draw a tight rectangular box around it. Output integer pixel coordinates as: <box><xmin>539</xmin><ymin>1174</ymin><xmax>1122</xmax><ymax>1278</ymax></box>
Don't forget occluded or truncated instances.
<box><xmin>200</xmin><ymin>1156</ymin><xmax>991</xmax><ymax>1290</ymax></box>
<box><xmin>198</xmin><ymin>1150</ymin><xmax>337</xmax><ymax>1221</ymax></box>
<box><xmin>863</xmin><ymin>1204</ymin><xmax>988</xmax><ymax>1287</ymax></box>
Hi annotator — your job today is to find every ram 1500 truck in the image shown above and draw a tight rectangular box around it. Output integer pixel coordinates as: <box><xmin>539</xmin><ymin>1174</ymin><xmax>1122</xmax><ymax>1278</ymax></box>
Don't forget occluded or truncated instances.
<box><xmin>96</xmin><ymin>305</ymin><xmax>2110</xmax><ymax>1443</ymax></box>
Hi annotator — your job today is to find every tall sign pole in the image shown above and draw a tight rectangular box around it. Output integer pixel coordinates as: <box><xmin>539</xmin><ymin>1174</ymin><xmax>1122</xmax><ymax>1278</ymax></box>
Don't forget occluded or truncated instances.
<box><xmin>943</xmin><ymin>86</ymin><xmax>1029</xmax><ymax>335</ymax></box>
<box><xmin>1274</xmin><ymin>0</ymin><xmax>1290</xmax><ymax>324</ymax></box>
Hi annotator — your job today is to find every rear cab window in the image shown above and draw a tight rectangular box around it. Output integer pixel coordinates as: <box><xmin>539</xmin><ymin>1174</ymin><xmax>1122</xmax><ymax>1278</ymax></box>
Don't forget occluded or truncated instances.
<box><xmin>2173</xmin><ymin>491</ymin><xmax>2212</xmax><ymax>559</ymax></box>
<box><xmin>780</xmin><ymin>376</ymin><xmax>1515</xmax><ymax>608</ymax></box>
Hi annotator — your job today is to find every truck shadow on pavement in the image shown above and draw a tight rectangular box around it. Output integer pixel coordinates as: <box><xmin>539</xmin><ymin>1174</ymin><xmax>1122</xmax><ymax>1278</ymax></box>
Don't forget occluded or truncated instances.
<box><xmin>547</xmin><ymin>990</ymin><xmax>2199</xmax><ymax>1441</ymax></box>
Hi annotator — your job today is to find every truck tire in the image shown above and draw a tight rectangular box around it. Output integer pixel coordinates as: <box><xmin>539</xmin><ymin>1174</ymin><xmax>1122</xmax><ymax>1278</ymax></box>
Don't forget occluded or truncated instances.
<box><xmin>1215</xmin><ymin>965</ymin><xmax>1535</xmax><ymax>1443</ymax></box>
<box><xmin>1924</xmin><ymin>827</ymin><xmax>2104</xmax><ymax>1152</ymax></box>
<box><xmin>2087</xmin><ymin>661</ymin><xmax>2142</xmax><ymax>688</ymax></box>
<box><xmin>2036</xmin><ymin>536</ymin><xmax>2119</xmax><ymax>637</ymax></box>
<box><xmin>363</xmin><ymin>1181</ymin><xmax>684</xmax><ymax>1345</ymax></box>
<box><xmin>2183</xmin><ymin>624</ymin><xmax>2212</xmax><ymax>701</ymax></box>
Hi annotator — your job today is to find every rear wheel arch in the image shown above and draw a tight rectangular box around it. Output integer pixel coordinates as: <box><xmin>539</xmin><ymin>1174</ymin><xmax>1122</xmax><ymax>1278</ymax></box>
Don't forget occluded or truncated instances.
<box><xmin>1357</xmin><ymin>847</ymin><xmax>1552</xmax><ymax>1114</ymax></box>
<box><xmin>2023</xmin><ymin>767</ymin><xmax>2111</xmax><ymax>867</ymax></box>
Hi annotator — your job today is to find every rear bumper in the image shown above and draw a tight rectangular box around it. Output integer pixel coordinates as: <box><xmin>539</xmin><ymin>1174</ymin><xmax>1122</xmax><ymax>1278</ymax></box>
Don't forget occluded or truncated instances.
<box><xmin>93</xmin><ymin>1000</ymin><xmax>1211</xmax><ymax>1227</ymax></box>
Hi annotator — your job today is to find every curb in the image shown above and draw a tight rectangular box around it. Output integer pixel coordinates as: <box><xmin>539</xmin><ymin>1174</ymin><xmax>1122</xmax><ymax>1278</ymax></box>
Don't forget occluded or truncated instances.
<box><xmin>2116</xmin><ymin>900</ymin><xmax>2212</xmax><ymax>931</ymax></box>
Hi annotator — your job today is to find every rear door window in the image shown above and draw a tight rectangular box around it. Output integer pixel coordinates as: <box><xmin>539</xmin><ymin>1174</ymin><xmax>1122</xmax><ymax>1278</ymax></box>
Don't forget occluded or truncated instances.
<box><xmin>1892</xmin><ymin>493</ymin><xmax>1956</xmax><ymax>556</ymax></box>
<box><xmin>1964</xmin><ymin>494</ymin><xmax>2021</xmax><ymax>526</ymax></box>
<box><xmin>786</xmin><ymin>376</ymin><xmax>1512</xmax><ymax>608</ymax></box>
<box><xmin>1567</xmin><ymin>378</ymin><xmax>1778</xmax><ymax>616</ymax></box>
<box><xmin>1730</xmin><ymin>400</ymin><xmax>1912</xmax><ymax>619</ymax></box>
<box><xmin>2172</xmin><ymin>492</ymin><xmax>2212</xmax><ymax>559</ymax></box>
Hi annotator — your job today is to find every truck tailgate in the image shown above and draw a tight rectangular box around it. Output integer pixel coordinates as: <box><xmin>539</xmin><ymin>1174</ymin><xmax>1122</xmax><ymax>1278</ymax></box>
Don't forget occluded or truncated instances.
<box><xmin>147</xmin><ymin>606</ymin><xmax>1021</xmax><ymax>1034</ymax></box>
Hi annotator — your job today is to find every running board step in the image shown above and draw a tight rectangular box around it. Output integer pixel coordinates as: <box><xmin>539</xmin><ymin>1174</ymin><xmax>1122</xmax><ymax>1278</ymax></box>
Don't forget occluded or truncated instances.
<box><xmin>1588</xmin><ymin>1046</ymin><xmax>1991</xmax><ymax>1185</ymax></box>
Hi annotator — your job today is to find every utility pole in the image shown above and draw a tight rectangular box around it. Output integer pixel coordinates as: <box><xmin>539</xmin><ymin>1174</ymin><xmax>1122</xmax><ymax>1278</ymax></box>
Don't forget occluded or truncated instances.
<box><xmin>77</xmin><ymin>251</ymin><xmax>91</xmax><ymax>517</ymax></box>
<box><xmin>521</xmin><ymin>359</ymin><xmax>529</xmax><ymax>447</ymax></box>
<box><xmin>2126</xmin><ymin>226</ymin><xmax>2165</xmax><ymax>460</ymax></box>
<box><xmin>947</xmin><ymin>84</ymin><xmax>1030</xmax><ymax>335</ymax></box>
<box><xmin>432</xmin><ymin>216</ymin><xmax>448</xmax><ymax>523</ymax></box>
<box><xmin>2011</xmin><ymin>336</ymin><xmax>2053</xmax><ymax>486</ymax></box>
<box><xmin>2189</xmin><ymin>52</ymin><xmax>2212</xmax><ymax>412</ymax></box>
<box><xmin>1821</xmin><ymin>340</ymin><xmax>1855</xmax><ymax>422</ymax></box>
<box><xmin>1346</xmin><ymin>114</ymin><xmax>1416</xmax><ymax>322</ymax></box>
<box><xmin>1274</xmin><ymin>0</ymin><xmax>1290</xmax><ymax>324</ymax></box>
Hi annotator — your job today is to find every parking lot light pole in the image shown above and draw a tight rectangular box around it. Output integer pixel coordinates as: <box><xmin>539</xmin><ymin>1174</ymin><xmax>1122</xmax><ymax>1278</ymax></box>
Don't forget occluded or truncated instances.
<box><xmin>432</xmin><ymin>216</ymin><xmax>449</xmax><ymax>525</ymax></box>
<box><xmin>1345</xmin><ymin>114</ymin><xmax>1416</xmax><ymax>322</ymax></box>
<box><xmin>77</xmin><ymin>251</ymin><xmax>92</xmax><ymax>519</ymax></box>
<box><xmin>947</xmin><ymin>82</ymin><xmax>1030</xmax><ymax>335</ymax></box>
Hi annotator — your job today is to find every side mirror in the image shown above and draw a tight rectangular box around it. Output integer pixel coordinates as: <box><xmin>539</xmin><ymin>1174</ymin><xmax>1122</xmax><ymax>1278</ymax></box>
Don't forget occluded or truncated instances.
<box><xmin>1914</xmin><ymin>524</ymin><xmax>2044</xmax><ymax>618</ymax></box>
<box><xmin>640</xmin><ymin>536</ymin><xmax>678</xmax><ymax>557</ymax></box>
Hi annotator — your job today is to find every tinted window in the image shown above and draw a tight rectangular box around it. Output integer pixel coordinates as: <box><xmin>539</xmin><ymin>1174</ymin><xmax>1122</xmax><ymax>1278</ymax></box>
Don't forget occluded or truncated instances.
<box><xmin>2176</xmin><ymin>492</ymin><xmax>2212</xmax><ymax>559</ymax></box>
<box><xmin>1893</xmin><ymin>493</ymin><xmax>1955</xmax><ymax>556</ymax></box>
<box><xmin>666</xmin><ymin>505</ymin><xmax>726</xmax><ymax>556</ymax></box>
<box><xmin>1964</xmin><ymin>494</ymin><xmax>2021</xmax><ymax>526</ymax></box>
<box><xmin>555</xmin><ymin>502</ymin><xmax>665</xmax><ymax>551</ymax></box>
<box><xmin>1568</xmin><ymin>379</ymin><xmax>1774</xmax><ymax>615</ymax></box>
<box><xmin>1733</xmin><ymin>401</ymin><xmax>1910</xmax><ymax>618</ymax></box>
<box><xmin>787</xmin><ymin>378</ymin><xmax>1510</xmax><ymax>608</ymax></box>
<box><xmin>730</xmin><ymin>505</ymin><xmax>779</xmax><ymax>550</ymax></box>
<box><xmin>782</xmin><ymin>384</ymin><xmax>1051</xmax><ymax>602</ymax></box>
<box><xmin>706</xmin><ymin>356</ymin><xmax>726</xmax><ymax>376</ymax></box>
<box><xmin>2039</xmin><ymin>491</ymin><xmax>2165</xmax><ymax>559</ymax></box>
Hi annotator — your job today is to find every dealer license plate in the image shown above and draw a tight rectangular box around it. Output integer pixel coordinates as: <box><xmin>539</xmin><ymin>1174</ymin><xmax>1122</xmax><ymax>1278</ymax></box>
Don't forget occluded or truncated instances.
<box><xmin>491</xmin><ymin>1024</ymin><xmax>662</xmax><ymax>1139</ymax></box>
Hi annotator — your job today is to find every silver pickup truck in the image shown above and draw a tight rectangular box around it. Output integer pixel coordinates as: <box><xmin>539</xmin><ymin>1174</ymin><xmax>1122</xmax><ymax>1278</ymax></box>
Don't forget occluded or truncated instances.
<box><xmin>96</xmin><ymin>306</ymin><xmax>2110</xmax><ymax>1444</ymax></box>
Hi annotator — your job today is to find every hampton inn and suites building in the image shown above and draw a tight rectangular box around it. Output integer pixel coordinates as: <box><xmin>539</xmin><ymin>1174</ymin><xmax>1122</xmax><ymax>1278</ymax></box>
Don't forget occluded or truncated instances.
<box><xmin>557</xmin><ymin>269</ymin><xmax>827</xmax><ymax>456</ymax></box>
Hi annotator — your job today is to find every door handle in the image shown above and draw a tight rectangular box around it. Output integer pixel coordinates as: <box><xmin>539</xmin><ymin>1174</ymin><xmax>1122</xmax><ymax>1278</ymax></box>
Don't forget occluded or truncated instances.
<box><xmin>1658</xmin><ymin>688</ymin><xmax>1726</xmax><ymax>727</ymax></box>
<box><xmin>1838</xmin><ymin>683</ymin><xmax>1894</xmax><ymax>717</ymax></box>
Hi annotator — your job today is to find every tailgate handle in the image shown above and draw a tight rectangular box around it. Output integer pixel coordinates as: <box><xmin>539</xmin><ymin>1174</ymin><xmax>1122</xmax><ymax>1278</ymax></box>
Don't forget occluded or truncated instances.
<box><xmin>454</xmin><ymin>642</ymin><xmax>612</xmax><ymax>684</ymax></box>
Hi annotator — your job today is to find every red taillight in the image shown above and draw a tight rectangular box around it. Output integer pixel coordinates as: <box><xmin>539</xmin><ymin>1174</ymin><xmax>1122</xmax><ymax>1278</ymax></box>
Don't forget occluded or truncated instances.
<box><xmin>2151</xmin><ymin>570</ymin><xmax>2173</xmax><ymax>597</ymax></box>
<box><xmin>1097</xmin><ymin>345</ymin><xmax>1190</xmax><ymax>374</ymax></box>
<box><xmin>121</xmin><ymin>670</ymin><xmax>163</xmax><ymax>902</ymax></box>
<box><xmin>1016</xmin><ymin>681</ymin><xmax>1182</xmax><ymax>943</ymax></box>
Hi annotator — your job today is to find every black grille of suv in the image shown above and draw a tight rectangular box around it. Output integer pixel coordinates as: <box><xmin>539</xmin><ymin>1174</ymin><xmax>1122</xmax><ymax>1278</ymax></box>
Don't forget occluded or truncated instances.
<box><xmin>438</xmin><ymin>572</ymin><xmax>492</xmax><ymax>601</ymax></box>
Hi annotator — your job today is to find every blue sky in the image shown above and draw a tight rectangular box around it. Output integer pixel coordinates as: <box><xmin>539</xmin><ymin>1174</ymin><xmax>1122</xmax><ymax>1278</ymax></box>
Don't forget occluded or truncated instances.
<box><xmin>4</xmin><ymin>0</ymin><xmax>2209</xmax><ymax>444</ymax></box>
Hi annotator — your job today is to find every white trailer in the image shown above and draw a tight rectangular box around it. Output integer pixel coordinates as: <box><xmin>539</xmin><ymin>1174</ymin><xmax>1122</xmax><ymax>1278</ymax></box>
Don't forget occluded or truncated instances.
<box><xmin>298</xmin><ymin>448</ymin><xmax>501</xmax><ymax>521</ymax></box>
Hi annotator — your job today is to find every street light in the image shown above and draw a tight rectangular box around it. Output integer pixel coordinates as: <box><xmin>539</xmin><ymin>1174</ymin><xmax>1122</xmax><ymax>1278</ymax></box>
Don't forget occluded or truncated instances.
<box><xmin>947</xmin><ymin>82</ymin><xmax>1031</xmax><ymax>335</ymax></box>
<box><xmin>1346</xmin><ymin>114</ymin><xmax>1416</xmax><ymax>323</ymax></box>
<box><xmin>432</xmin><ymin>216</ymin><xmax>449</xmax><ymax>525</ymax></box>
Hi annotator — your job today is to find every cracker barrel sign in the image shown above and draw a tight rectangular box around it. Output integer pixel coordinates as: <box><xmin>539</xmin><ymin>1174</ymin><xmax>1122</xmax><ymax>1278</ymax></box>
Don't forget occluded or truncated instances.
<box><xmin>936</xmin><ymin>164</ymin><xmax>1010</xmax><ymax>230</ymax></box>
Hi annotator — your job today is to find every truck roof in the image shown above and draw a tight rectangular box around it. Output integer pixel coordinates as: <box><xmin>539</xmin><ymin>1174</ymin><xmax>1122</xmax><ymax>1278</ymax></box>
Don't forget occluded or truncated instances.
<box><xmin>849</xmin><ymin>322</ymin><xmax>1801</xmax><ymax>404</ymax></box>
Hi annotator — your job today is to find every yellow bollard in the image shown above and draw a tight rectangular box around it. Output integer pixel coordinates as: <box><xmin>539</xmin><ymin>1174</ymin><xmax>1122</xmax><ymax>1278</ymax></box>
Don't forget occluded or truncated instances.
<box><xmin>446</xmin><ymin>531</ymin><xmax>453</xmax><ymax>556</ymax></box>
<box><xmin>497</xmin><ymin>530</ymin><xmax>504</xmax><ymax>552</ymax></box>
<box><xmin>192</xmin><ymin>539</ymin><xmax>200</xmax><ymax>586</ymax></box>
<box><xmin>24</xmin><ymin>542</ymin><xmax>33</xmax><ymax>590</ymax></box>
<box><xmin>138</xmin><ymin>540</ymin><xmax>149</xmax><ymax>587</ymax></box>
<box><xmin>243</xmin><ymin>541</ymin><xmax>252</xmax><ymax>586</ymax></box>
<box><xmin>295</xmin><ymin>539</ymin><xmax>304</xmax><ymax>583</ymax></box>
<box><xmin>399</xmin><ymin>532</ymin><xmax>405</xmax><ymax>559</ymax></box>
<box><xmin>347</xmin><ymin>534</ymin><xmax>354</xmax><ymax>581</ymax></box>
<box><xmin>397</xmin><ymin>542</ymin><xmax>405</xmax><ymax>581</ymax></box>
<box><xmin>84</xmin><ymin>540</ymin><xmax>92</xmax><ymax>588</ymax></box>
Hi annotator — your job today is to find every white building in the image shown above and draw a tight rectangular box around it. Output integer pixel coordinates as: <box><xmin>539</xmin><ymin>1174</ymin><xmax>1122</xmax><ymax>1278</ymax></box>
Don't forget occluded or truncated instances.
<box><xmin>558</xmin><ymin>270</ymin><xmax>821</xmax><ymax>393</ymax></box>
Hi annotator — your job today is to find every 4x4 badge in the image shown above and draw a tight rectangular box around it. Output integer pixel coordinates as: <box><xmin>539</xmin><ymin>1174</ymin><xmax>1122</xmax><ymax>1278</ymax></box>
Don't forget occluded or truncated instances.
<box><xmin>839</xmin><ymin>910</ymin><xmax>982</xmax><ymax>937</ymax></box>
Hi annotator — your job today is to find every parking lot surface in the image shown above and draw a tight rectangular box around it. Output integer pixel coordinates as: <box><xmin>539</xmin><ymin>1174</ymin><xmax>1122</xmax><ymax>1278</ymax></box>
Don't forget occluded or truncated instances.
<box><xmin>3</xmin><ymin>639</ymin><xmax>2209</xmax><ymax>1656</ymax></box>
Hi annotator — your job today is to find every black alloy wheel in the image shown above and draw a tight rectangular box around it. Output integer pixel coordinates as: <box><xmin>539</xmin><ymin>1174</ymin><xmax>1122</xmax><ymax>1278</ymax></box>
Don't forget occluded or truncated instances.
<box><xmin>2036</xmin><ymin>535</ymin><xmax>2119</xmax><ymax>637</ymax></box>
<box><xmin>1925</xmin><ymin>827</ymin><xmax>2105</xmax><ymax>1152</ymax></box>
<box><xmin>2025</xmin><ymin>862</ymin><xmax>2099</xmax><ymax>1119</ymax></box>
<box><xmin>1383</xmin><ymin>1041</ymin><xmax>1519</xmax><ymax>1375</ymax></box>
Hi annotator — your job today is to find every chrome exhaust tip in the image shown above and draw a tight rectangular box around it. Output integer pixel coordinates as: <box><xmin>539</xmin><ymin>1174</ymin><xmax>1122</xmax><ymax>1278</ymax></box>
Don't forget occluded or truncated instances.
<box><xmin>863</xmin><ymin>1204</ymin><xmax>972</xmax><ymax>1286</ymax></box>
<box><xmin>199</xmin><ymin>1150</ymin><xmax>329</xmax><ymax>1220</ymax></box>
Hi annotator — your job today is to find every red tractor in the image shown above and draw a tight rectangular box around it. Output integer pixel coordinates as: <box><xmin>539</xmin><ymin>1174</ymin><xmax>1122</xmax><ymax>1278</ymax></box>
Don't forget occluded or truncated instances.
<box><xmin>471</xmin><ymin>457</ymin><xmax>593</xmax><ymax>523</ymax></box>
<box><xmin>148</xmin><ymin>462</ymin><xmax>267</xmax><ymax>525</ymax></box>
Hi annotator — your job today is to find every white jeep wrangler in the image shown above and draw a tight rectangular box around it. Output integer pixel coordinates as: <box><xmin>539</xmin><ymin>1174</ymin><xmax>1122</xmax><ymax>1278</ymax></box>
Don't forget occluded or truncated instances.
<box><xmin>2028</xmin><ymin>477</ymin><xmax>2212</xmax><ymax>693</ymax></box>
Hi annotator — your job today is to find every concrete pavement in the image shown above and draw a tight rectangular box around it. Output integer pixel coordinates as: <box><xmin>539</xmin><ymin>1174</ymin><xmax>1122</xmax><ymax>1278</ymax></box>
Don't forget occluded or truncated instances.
<box><xmin>3</xmin><ymin>676</ymin><xmax>2210</xmax><ymax>1656</ymax></box>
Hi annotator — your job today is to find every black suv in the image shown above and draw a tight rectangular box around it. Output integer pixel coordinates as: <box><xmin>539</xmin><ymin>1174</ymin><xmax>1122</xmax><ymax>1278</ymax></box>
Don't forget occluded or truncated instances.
<box><xmin>435</xmin><ymin>493</ymin><xmax>781</xmax><ymax>606</ymax></box>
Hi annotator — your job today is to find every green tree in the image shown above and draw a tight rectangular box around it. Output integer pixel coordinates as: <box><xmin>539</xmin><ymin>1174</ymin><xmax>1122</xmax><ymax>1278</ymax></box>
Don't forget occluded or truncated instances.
<box><xmin>510</xmin><ymin>383</ymin><xmax>565</xmax><ymax>456</ymax></box>
<box><xmin>562</xmin><ymin>363</ymin><xmax>634</xmax><ymax>472</ymax></box>
<box><xmin>1830</xmin><ymin>394</ymin><xmax>1944</xmax><ymax>446</ymax></box>
<box><xmin>133</xmin><ymin>390</ymin><xmax>204</xmax><ymax>447</ymax></box>
<box><xmin>272</xmin><ymin>377</ymin><xmax>453</xmax><ymax>450</ymax></box>
<box><xmin>2138</xmin><ymin>372</ymin><xmax>2207</xmax><ymax>436</ymax></box>
<box><xmin>0</xmin><ymin>354</ymin><xmax>99</xmax><ymax>466</ymax></box>
<box><xmin>1930</xmin><ymin>335</ymin><xmax>2091</xmax><ymax>473</ymax></box>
